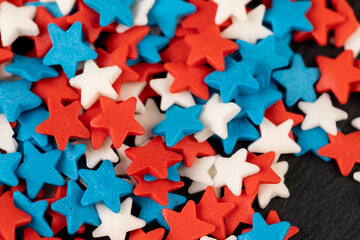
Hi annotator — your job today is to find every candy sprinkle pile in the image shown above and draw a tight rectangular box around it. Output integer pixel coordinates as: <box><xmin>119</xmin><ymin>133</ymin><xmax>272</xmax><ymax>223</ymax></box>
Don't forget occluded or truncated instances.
<box><xmin>0</xmin><ymin>0</ymin><xmax>360</xmax><ymax>239</ymax></box>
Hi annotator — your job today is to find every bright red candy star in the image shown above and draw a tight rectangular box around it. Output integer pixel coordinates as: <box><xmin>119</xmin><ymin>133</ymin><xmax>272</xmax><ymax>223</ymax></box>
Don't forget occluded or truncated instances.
<box><xmin>131</xmin><ymin>62</ymin><xmax>165</xmax><ymax>83</ymax></box>
<box><xmin>129</xmin><ymin>228</ymin><xmax>165</xmax><ymax>240</ymax></box>
<box><xmin>0</xmin><ymin>47</ymin><xmax>13</xmax><ymax>64</ymax></box>
<box><xmin>23</xmin><ymin>228</ymin><xmax>61</xmax><ymax>240</ymax></box>
<box><xmin>90</xmin><ymin>97</ymin><xmax>144</xmax><ymax>149</ymax></box>
<box><xmin>36</xmin><ymin>99</ymin><xmax>90</xmax><ymax>151</ymax></box>
<box><xmin>160</xmin><ymin>37</ymin><xmax>191</xmax><ymax>63</ymax></box>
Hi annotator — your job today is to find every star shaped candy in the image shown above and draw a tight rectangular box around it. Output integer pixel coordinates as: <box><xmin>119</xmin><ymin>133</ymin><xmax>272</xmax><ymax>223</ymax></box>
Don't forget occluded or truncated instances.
<box><xmin>292</xmin><ymin>126</ymin><xmax>330</xmax><ymax>162</ymax></box>
<box><xmin>43</xmin><ymin>22</ymin><xmax>97</xmax><ymax>78</ymax></box>
<box><xmin>213</xmin><ymin>149</ymin><xmax>260</xmax><ymax>196</ymax></box>
<box><xmin>345</xmin><ymin>26</ymin><xmax>360</xmax><ymax>58</ymax></box>
<box><xmin>212</xmin><ymin>0</ymin><xmax>250</xmax><ymax>24</ymax></box>
<box><xmin>144</xmin><ymin>162</ymin><xmax>182</xmax><ymax>182</ymax></box>
<box><xmin>248</xmin><ymin>118</ymin><xmax>301</xmax><ymax>159</ymax></box>
<box><xmin>114</xmin><ymin>144</ymin><xmax>132</xmax><ymax>176</ymax></box>
<box><xmin>318</xmin><ymin>131</ymin><xmax>360</xmax><ymax>176</ymax></box>
<box><xmin>153</xmin><ymin>105</ymin><xmax>204</xmax><ymax>147</ymax></box>
<box><xmin>69</xmin><ymin>60</ymin><xmax>121</xmax><ymax>109</ymax></box>
<box><xmin>25</xmin><ymin>1</ymin><xmax>63</xmax><ymax>18</ymax></box>
<box><xmin>73</xmin><ymin>136</ymin><xmax>118</xmax><ymax>169</ymax></box>
<box><xmin>315</xmin><ymin>50</ymin><xmax>360</xmax><ymax>104</ymax></box>
<box><xmin>23</xmin><ymin>228</ymin><xmax>61</xmax><ymax>240</ymax></box>
<box><xmin>0</xmin><ymin>2</ymin><xmax>39</xmax><ymax>46</ymax></box>
<box><xmin>17</xmin><ymin>106</ymin><xmax>49</xmax><ymax>148</ymax></box>
<box><xmin>185</xmin><ymin>26</ymin><xmax>239</xmax><ymax>71</ymax></box>
<box><xmin>272</xmin><ymin>54</ymin><xmax>319</xmax><ymax>107</ymax></box>
<box><xmin>0</xmin><ymin>79</ymin><xmax>42</xmax><ymax>122</ymax></box>
<box><xmin>237</xmin><ymin>36</ymin><xmax>288</xmax><ymax>87</ymax></box>
<box><xmin>221</xmin><ymin>4</ymin><xmax>273</xmax><ymax>44</ymax></box>
<box><xmin>133</xmin><ymin>193</ymin><xmax>187</xmax><ymax>229</ymax></box>
<box><xmin>264</xmin><ymin>0</ymin><xmax>312</xmax><ymax>38</ymax></box>
<box><xmin>150</xmin><ymin>73</ymin><xmax>195</xmax><ymax>111</ymax></box>
<box><xmin>0</xmin><ymin>152</ymin><xmax>21</xmax><ymax>187</ymax></box>
<box><xmin>5</xmin><ymin>55</ymin><xmax>58</xmax><ymax>82</ymax></box>
<box><xmin>275</xmin><ymin>34</ymin><xmax>294</xmax><ymax>64</ymax></box>
<box><xmin>93</xmin><ymin>197</ymin><xmax>146</xmax><ymax>240</ymax></box>
<box><xmin>352</xmin><ymin>117</ymin><xmax>360</xmax><ymax>130</ymax></box>
<box><xmin>298</xmin><ymin>93</ymin><xmax>348</xmax><ymax>135</ymax></box>
<box><xmin>135</xmin><ymin>34</ymin><xmax>169</xmax><ymax>63</ymax></box>
<box><xmin>16</xmin><ymin>142</ymin><xmax>65</xmax><ymax>199</ymax></box>
<box><xmin>238</xmin><ymin>212</ymin><xmax>290</xmax><ymax>240</ymax></box>
<box><xmin>129</xmin><ymin>0</ymin><xmax>155</xmax><ymax>27</ymax></box>
<box><xmin>204</xmin><ymin>57</ymin><xmax>259</xmax><ymax>103</ymax></box>
<box><xmin>257</xmin><ymin>161</ymin><xmax>290</xmax><ymax>209</ymax></box>
<box><xmin>163</xmin><ymin>200</ymin><xmax>215</xmax><ymax>240</ymax></box>
<box><xmin>117</xmin><ymin>81</ymin><xmax>146</xmax><ymax>113</ymax></box>
<box><xmin>0</xmin><ymin>114</ymin><xmax>18</xmax><ymax>153</ymax></box>
<box><xmin>56</xmin><ymin>142</ymin><xmax>86</xmax><ymax>180</ymax></box>
<box><xmin>78</xmin><ymin>160</ymin><xmax>134</xmax><ymax>213</ymax></box>
<box><xmin>51</xmin><ymin>180</ymin><xmax>101</xmax><ymax>234</ymax></box>
<box><xmin>129</xmin><ymin>228</ymin><xmax>164</xmax><ymax>240</ymax></box>
<box><xmin>134</xmin><ymin>98</ymin><xmax>165</xmax><ymax>146</ymax></box>
<box><xmin>35</xmin><ymin>99</ymin><xmax>90</xmax><ymax>151</ymax></box>
<box><xmin>194</xmin><ymin>93</ymin><xmax>241</xmax><ymax>142</ymax></box>
<box><xmin>40</xmin><ymin>0</ymin><xmax>75</xmax><ymax>15</ymax></box>
<box><xmin>13</xmin><ymin>191</ymin><xmax>53</xmax><ymax>237</ymax></box>
<box><xmin>147</xmin><ymin>0</ymin><xmax>195</xmax><ymax>38</ymax></box>
<box><xmin>84</xmin><ymin>0</ymin><xmax>134</xmax><ymax>27</ymax></box>
<box><xmin>90</xmin><ymin>97</ymin><xmax>144</xmax><ymax>149</ymax></box>
<box><xmin>178</xmin><ymin>156</ymin><xmax>216</xmax><ymax>186</ymax></box>
<box><xmin>160</xmin><ymin>37</ymin><xmax>191</xmax><ymax>63</ymax></box>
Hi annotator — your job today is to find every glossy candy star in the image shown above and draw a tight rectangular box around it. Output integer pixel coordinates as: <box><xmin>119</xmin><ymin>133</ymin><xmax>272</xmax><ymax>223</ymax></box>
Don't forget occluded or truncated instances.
<box><xmin>43</xmin><ymin>22</ymin><xmax>97</xmax><ymax>78</ymax></box>
<box><xmin>36</xmin><ymin>99</ymin><xmax>90</xmax><ymax>151</ymax></box>
<box><xmin>315</xmin><ymin>50</ymin><xmax>360</xmax><ymax>104</ymax></box>
<box><xmin>13</xmin><ymin>191</ymin><xmax>53</xmax><ymax>237</ymax></box>
<box><xmin>147</xmin><ymin>0</ymin><xmax>195</xmax><ymax>38</ymax></box>
<box><xmin>0</xmin><ymin>79</ymin><xmax>42</xmax><ymax>122</ymax></box>
<box><xmin>0</xmin><ymin>114</ymin><xmax>18</xmax><ymax>153</ymax></box>
<box><xmin>90</xmin><ymin>97</ymin><xmax>144</xmax><ymax>149</ymax></box>
<box><xmin>153</xmin><ymin>105</ymin><xmax>204</xmax><ymax>147</ymax></box>
<box><xmin>238</xmin><ymin>212</ymin><xmax>290</xmax><ymax>240</ymax></box>
<box><xmin>163</xmin><ymin>200</ymin><xmax>215</xmax><ymax>240</ymax></box>
<box><xmin>185</xmin><ymin>26</ymin><xmax>238</xmax><ymax>71</ymax></box>
<box><xmin>212</xmin><ymin>0</ymin><xmax>250</xmax><ymax>24</ymax></box>
<box><xmin>56</xmin><ymin>142</ymin><xmax>86</xmax><ymax>180</ymax></box>
<box><xmin>51</xmin><ymin>180</ymin><xmax>101</xmax><ymax>234</ymax></box>
<box><xmin>129</xmin><ymin>228</ymin><xmax>165</xmax><ymax>240</ymax></box>
<box><xmin>16</xmin><ymin>142</ymin><xmax>65</xmax><ymax>199</ymax></box>
<box><xmin>0</xmin><ymin>152</ymin><xmax>21</xmax><ymax>187</ymax></box>
<box><xmin>264</xmin><ymin>0</ymin><xmax>312</xmax><ymax>38</ymax></box>
<box><xmin>273</xmin><ymin>54</ymin><xmax>319</xmax><ymax>107</ymax></box>
<box><xmin>78</xmin><ymin>160</ymin><xmax>134</xmax><ymax>213</ymax></box>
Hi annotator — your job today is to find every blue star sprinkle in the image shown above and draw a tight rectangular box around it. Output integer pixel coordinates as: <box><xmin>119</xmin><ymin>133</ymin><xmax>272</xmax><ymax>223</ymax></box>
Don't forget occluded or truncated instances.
<box><xmin>275</xmin><ymin>34</ymin><xmax>294</xmax><ymax>64</ymax></box>
<box><xmin>264</xmin><ymin>0</ymin><xmax>312</xmax><ymax>38</ymax></box>
<box><xmin>56</xmin><ymin>142</ymin><xmax>86</xmax><ymax>180</ymax></box>
<box><xmin>15</xmin><ymin>141</ymin><xmax>65</xmax><ymax>199</ymax></box>
<box><xmin>136</xmin><ymin>34</ymin><xmax>169</xmax><ymax>63</ymax></box>
<box><xmin>0</xmin><ymin>152</ymin><xmax>21</xmax><ymax>187</ymax></box>
<box><xmin>78</xmin><ymin>160</ymin><xmax>134</xmax><ymax>213</ymax></box>
<box><xmin>0</xmin><ymin>79</ymin><xmax>42</xmax><ymax>122</ymax></box>
<box><xmin>51</xmin><ymin>180</ymin><xmax>101</xmax><ymax>234</ymax></box>
<box><xmin>83</xmin><ymin>0</ymin><xmax>134</xmax><ymax>27</ymax></box>
<box><xmin>272</xmin><ymin>54</ymin><xmax>320</xmax><ymax>107</ymax></box>
<box><xmin>204</xmin><ymin>57</ymin><xmax>259</xmax><ymax>103</ymax></box>
<box><xmin>237</xmin><ymin>36</ymin><xmax>288</xmax><ymax>87</ymax></box>
<box><xmin>237</xmin><ymin>212</ymin><xmax>291</xmax><ymax>240</ymax></box>
<box><xmin>152</xmin><ymin>105</ymin><xmax>204</xmax><ymax>147</ymax></box>
<box><xmin>145</xmin><ymin>162</ymin><xmax>183</xmax><ymax>182</ymax></box>
<box><xmin>43</xmin><ymin>22</ymin><xmax>97</xmax><ymax>78</ymax></box>
<box><xmin>5</xmin><ymin>55</ymin><xmax>58</xmax><ymax>82</ymax></box>
<box><xmin>13</xmin><ymin>191</ymin><xmax>53</xmax><ymax>237</ymax></box>
<box><xmin>132</xmin><ymin>193</ymin><xmax>187</xmax><ymax>230</ymax></box>
<box><xmin>148</xmin><ymin>0</ymin><xmax>196</xmax><ymax>38</ymax></box>
<box><xmin>293</xmin><ymin>126</ymin><xmax>330</xmax><ymax>162</ymax></box>
<box><xmin>16</xmin><ymin>105</ymin><xmax>49</xmax><ymax>148</ymax></box>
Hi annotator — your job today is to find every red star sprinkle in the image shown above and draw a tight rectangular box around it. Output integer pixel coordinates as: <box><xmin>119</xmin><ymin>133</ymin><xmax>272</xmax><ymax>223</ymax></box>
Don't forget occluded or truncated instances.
<box><xmin>244</xmin><ymin>151</ymin><xmax>281</xmax><ymax>195</ymax></box>
<box><xmin>351</xmin><ymin>59</ymin><xmax>360</xmax><ymax>92</ymax></box>
<box><xmin>96</xmin><ymin>45</ymin><xmax>139</xmax><ymax>93</ymax></box>
<box><xmin>133</xmin><ymin>175</ymin><xmax>184</xmax><ymax>206</ymax></box>
<box><xmin>164</xmin><ymin>62</ymin><xmax>213</xmax><ymax>100</ymax></box>
<box><xmin>90</xmin><ymin>97</ymin><xmax>144</xmax><ymax>149</ymax></box>
<box><xmin>103</xmin><ymin>26</ymin><xmax>150</xmax><ymax>59</ymax></box>
<box><xmin>318</xmin><ymin>131</ymin><xmax>360</xmax><ymax>176</ymax></box>
<box><xmin>44</xmin><ymin>186</ymin><xmax>67</xmax><ymax>235</ymax></box>
<box><xmin>242</xmin><ymin>210</ymin><xmax>299</xmax><ymax>240</ymax></box>
<box><xmin>129</xmin><ymin>228</ymin><xmax>165</xmax><ymax>240</ymax></box>
<box><xmin>160</xmin><ymin>37</ymin><xmax>191</xmax><ymax>63</ymax></box>
<box><xmin>36</xmin><ymin>99</ymin><xmax>90</xmax><ymax>151</ymax></box>
<box><xmin>167</xmin><ymin>135</ymin><xmax>215</xmax><ymax>167</ymax></box>
<box><xmin>32</xmin><ymin>71</ymin><xmax>80</xmax><ymax>106</ymax></box>
<box><xmin>293</xmin><ymin>0</ymin><xmax>346</xmax><ymax>46</ymax></box>
<box><xmin>219</xmin><ymin>187</ymin><xmax>257</xmax><ymax>235</ymax></box>
<box><xmin>126</xmin><ymin>136</ymin><xmax>182</xmax><ymax>179</ymax></box>
<box><xmin>0</xmin><ymin>47</ymin><xmax>13</xmax><ymax>64</ymax></box>
<box><xmin>23</xmin><ymin>228</ymin><xmax>61</xmax><ymax>240</ymax></box>
<box><xmin>0</xmin><ymin>191</ymin><xmax>31</xmax><ymax>240</ymax></box>
<box><xmin>184</xmin><ymin>25</ymin><xmax>239</xmax><ymax>71</ymax></box>
<box><xmin>29</xmin><ymin>6</ymin><xmax>69</xmax><ymax>58</ymax></box>
<box><xmin>196</xmin><ymin>187</ymin><xmax>235</xmax><ymax>239</ymax></box>
<box><xmin>163</xmin><ymin>200</ymin><xmax>215</xmax><ymax>240</ymax></box>
<box><xmin>131</xmin><ymin>62</ymin><xmax>164</xmax><ymax>83</ymax></box>
<box><xmin>315</xmin><ymin>50</ymin><xmax>360</xmax><ymax>104</ymax></box>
